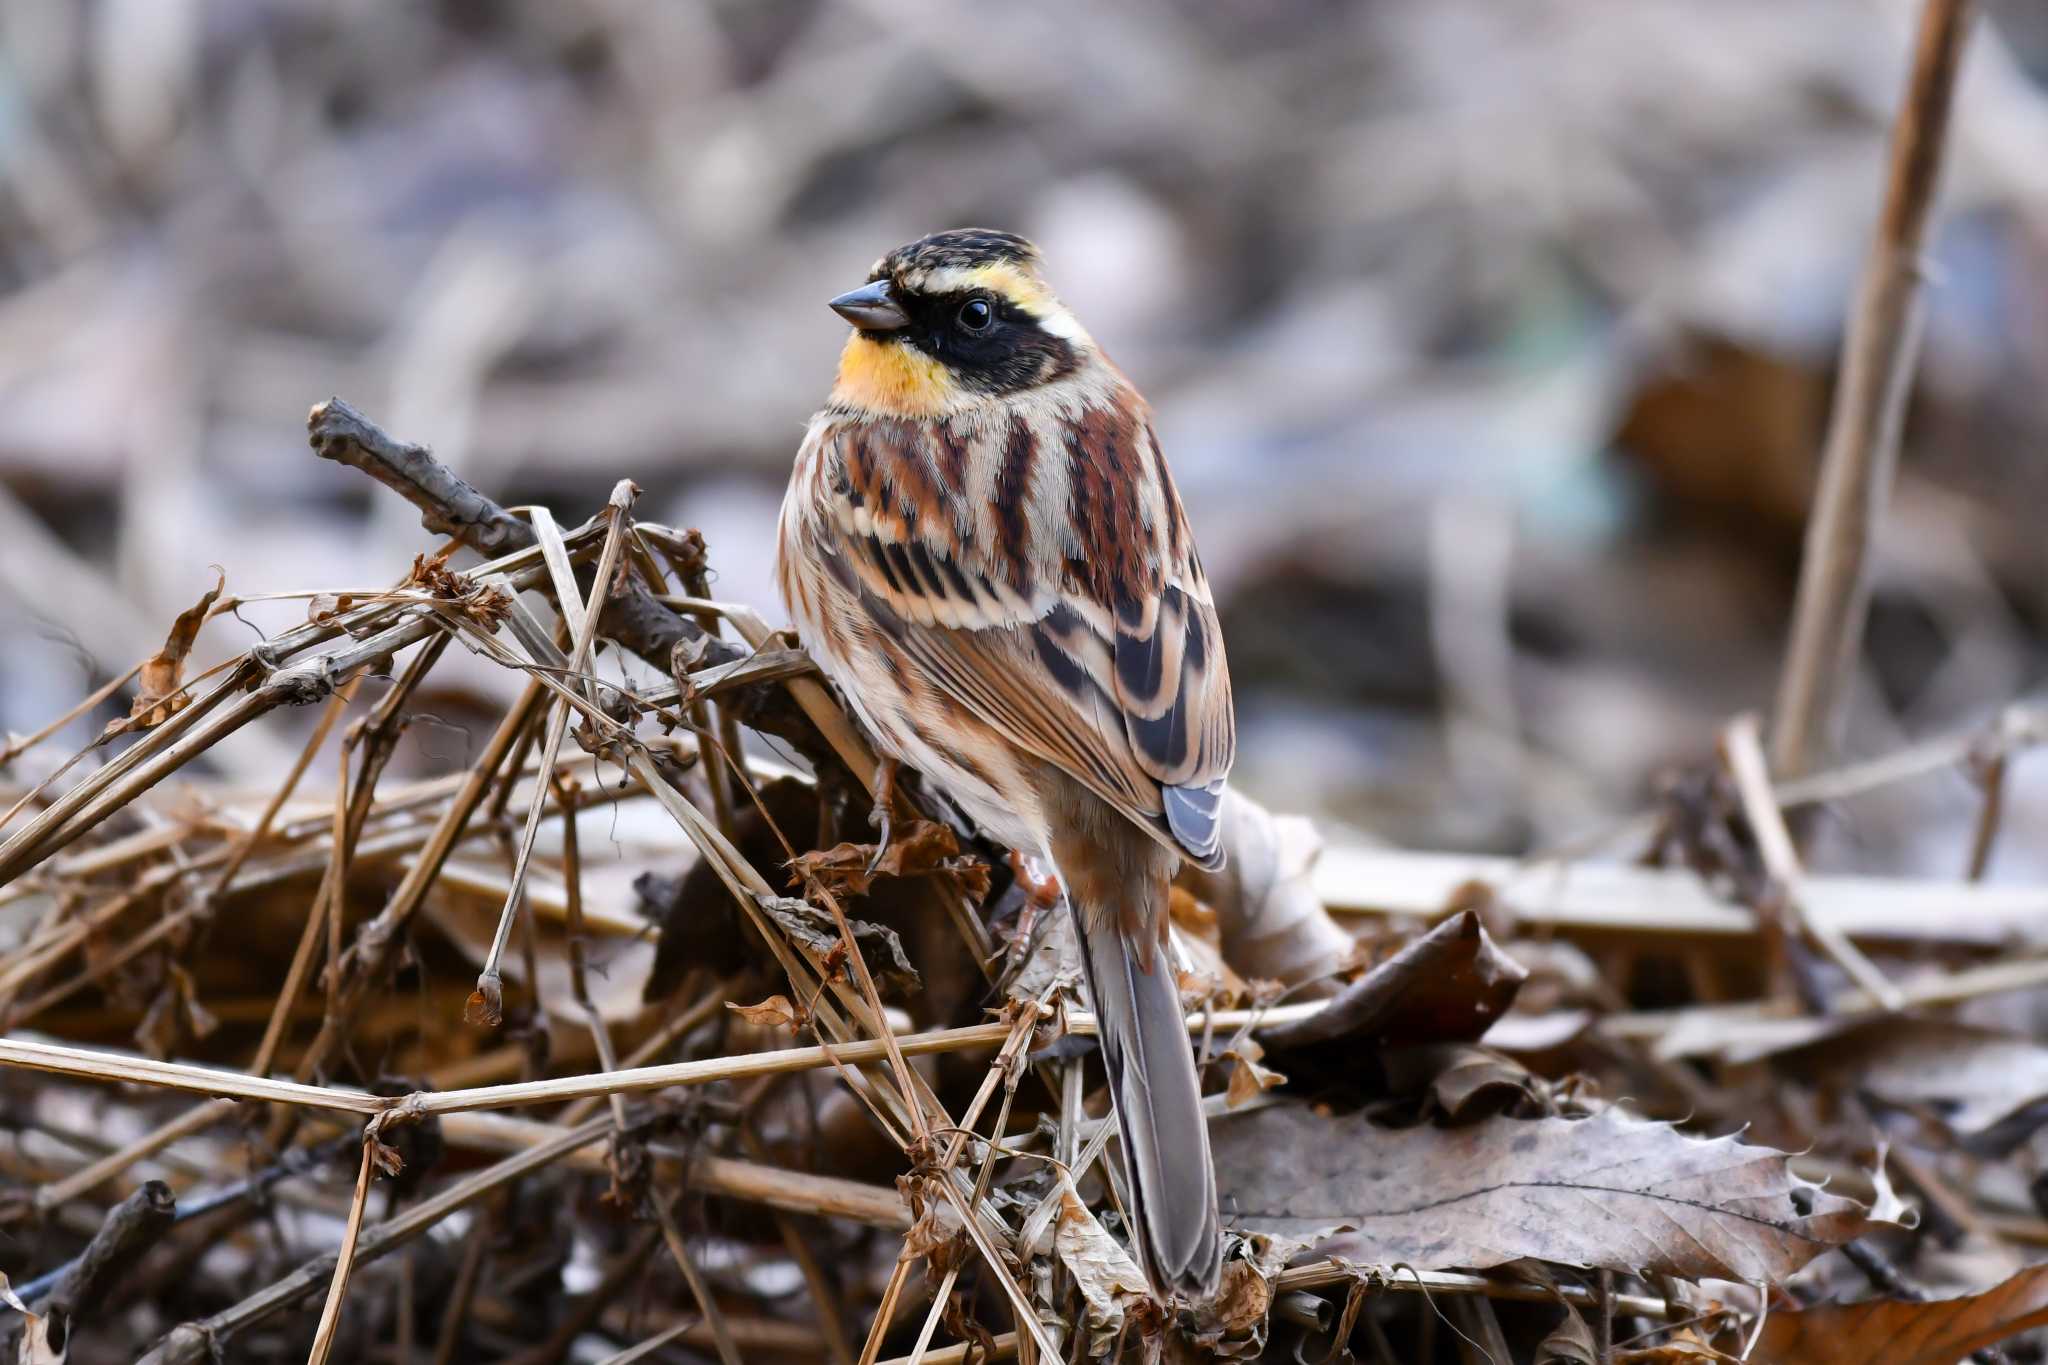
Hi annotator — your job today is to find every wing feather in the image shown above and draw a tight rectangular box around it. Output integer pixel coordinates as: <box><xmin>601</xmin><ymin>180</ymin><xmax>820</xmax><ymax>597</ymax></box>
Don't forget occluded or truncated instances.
<box><xmin>807</xmin><ymin>400</ymin><xmax>1234</xmax><ymax>867</ymax></box>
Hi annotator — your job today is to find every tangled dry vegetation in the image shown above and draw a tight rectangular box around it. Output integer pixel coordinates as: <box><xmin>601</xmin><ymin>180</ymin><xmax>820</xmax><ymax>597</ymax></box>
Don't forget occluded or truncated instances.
<box><xmin>0</xmin><ymin>395</ymin><xmax>2045</xmax><ymax>1365</ymax></box>
<box><xmin>7</xmin><ymin>1</ymin><xmax>2048</xmax><ymax>1360</ymax></box>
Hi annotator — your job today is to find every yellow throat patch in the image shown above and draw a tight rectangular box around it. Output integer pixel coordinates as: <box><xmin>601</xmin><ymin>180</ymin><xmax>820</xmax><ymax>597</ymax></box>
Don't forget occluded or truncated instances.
<box><xmin>830</xmin><ymin>333</ymin><xmax>958</xmax><ymax>417</ymax></box>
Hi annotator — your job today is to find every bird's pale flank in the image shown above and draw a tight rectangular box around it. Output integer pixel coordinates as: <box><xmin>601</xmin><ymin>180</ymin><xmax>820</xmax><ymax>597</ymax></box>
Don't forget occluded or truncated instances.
<box><xmin>775</xmin><ymin>228</ymin><xmax>1234</xmax><ymax>1300</ymax></box>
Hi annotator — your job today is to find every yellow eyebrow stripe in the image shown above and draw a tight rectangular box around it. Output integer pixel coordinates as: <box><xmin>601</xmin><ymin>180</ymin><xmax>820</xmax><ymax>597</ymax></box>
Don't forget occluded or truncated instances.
<box><xmin>967</xmin><ymin>262</ymin><xmax>1057</xmax><ymax>312</ymax></box>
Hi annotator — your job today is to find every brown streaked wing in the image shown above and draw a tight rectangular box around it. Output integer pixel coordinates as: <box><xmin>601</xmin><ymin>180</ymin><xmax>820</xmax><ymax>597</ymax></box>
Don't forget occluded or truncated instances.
<box><xmin>815</xmin><ymin>403</ymin><xmax>1234</xmax><ymax>866</ymax></box>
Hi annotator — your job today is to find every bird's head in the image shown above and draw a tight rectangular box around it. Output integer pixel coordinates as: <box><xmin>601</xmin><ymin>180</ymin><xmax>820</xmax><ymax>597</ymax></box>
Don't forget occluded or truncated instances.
<box><xmin>826</xmin><ymin>229</ymin><xmax>1095</xmax><ymax>418</ymax></box>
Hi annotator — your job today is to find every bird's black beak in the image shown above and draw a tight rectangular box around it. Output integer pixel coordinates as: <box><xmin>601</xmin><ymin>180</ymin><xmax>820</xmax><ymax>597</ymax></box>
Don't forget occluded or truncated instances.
<box><xmin>829</xmin><ymin>279</ymin><xmax>910</xmax><ymax>333</ymax></box>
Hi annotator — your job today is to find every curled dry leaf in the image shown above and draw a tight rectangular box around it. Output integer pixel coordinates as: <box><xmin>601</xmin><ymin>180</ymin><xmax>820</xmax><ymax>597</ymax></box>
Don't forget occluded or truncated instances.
<box><xmin>1534</xmin><ymin>1301</ymin><xmax>1599</xmax><ymax>1365</ymax></box>
<box><xmin>463</xmin><ymin>974</ymin><xmax>503</xmax><ymax>1028</ymax></box>
<box><xmin>1211</xmin><ymin>1258</ymin><xmax>1273</xmax><ymax>1336</ymax></box>
<box><xmin>1052</xmin><ymin>1176</ymin><xmax>1150</xmax><ymax>1354</ymax></box>
<box><xmin>1755</xmin><ymin>1263</ymin><xmax>2048</xmax><ymax>1365</ymax></box>
<box><xmin>1213</xmin><ymin>1105</ymin><xmax>1879</xmax><ymax>1283</ymax></box>
<box><xmin>2</xmin><ymin>1269</ymin><xmax>64</xmax><ymax>1365</ymax></box>
<box><xmin>726</xmin><ymin>993</ymin><xmax>806</xmax><ymax>1033</ymax></box>
<box><xmin>755</xmin><ymin>895</ymin><xmax>921</xmax><ymax>998</ymax></box>
<box><xmin>368</xmin><ymin>1137</ymin><xmax>406</xmax><ymax>1178</ymax></box>
<box><xmin>790</xmin><ymin>818</ymin><xmax>991</xmax><ymax>902</ymax></box>
<box><xmin>113</xmin><ymin>568</ymin><xmax>225</xmax><ymax>736</ymax></box>
<box><xmin>896</xmin><ymin>1177</ymin><xmax>968</xmax><ymax>1264</ymax></box>
<box><xmin>1222</xmin><ymin>1036</ymin><xmax>1288</xmax><ymax>1109</ymax></box>
<box><xmin>404</xmin><ymin>549</ymin><xmax>512</xmax><ymax>631</ymax></box>
<box><xmin>1182</xmin><ymin>1257</ymin><xmax>1274</xmax><ymax>1359</ymax></box>
<box><xmin>1260</xmin><ymin>908</ymin><xmax>1527</xmax><ymax>1052</ymax></box>
<box><xmin>306</xmin><ymin>592</ymin><xmax>356</xmax><ymax>624</ymax></box>
<box><xmin>1382</xmin><ymin>1042</ymin><xmax>1549</xmax><ymax>1122</ymax></box>
<box><xmin>1176</xmin><ymin>788</ymin><xmax>1353</xmax><ymax>988</ymax></box>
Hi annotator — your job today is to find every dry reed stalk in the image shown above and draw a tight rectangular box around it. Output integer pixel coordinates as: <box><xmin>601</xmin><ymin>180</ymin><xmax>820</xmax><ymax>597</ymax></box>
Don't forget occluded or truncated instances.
<box><xmin>1272</xmin><ymin>1262</ymin><xmax>1678</xmax><ymax>1318</ymax></box>
<box><xmin>651</xmin><ymin>1195</ymin><xmax>745</xmax><ymax>1365</ymax></box>
<box><xmin>1724</xmin><ymin>713</ymin><xmax>1904</xmax><ymax>1010</ymax></box>
<box><xmin>0</xmin><ymin>535</ymin><xmax>582</xmax><ymax>884</ymax></box>
<box><xmin>860</xmin><ymin>1258</ymin><xmax>922</xmax><ymax>1365</ymax></box>
<box><xmin>904</xmin><ymin>1264</ymin><xmax>962</xmax><ymax>1365</ymax></box>
<box><xmin>302</xmin><ymin>1136</ymin><xmax>378</xmax><ymax>1365</ymax></box>
<box><xmin>1603</xmin><ymin>949</ymin><xmax>2048</xmax><ymax>1044</ymax></box>
<box><xmin>0</xmin><ymin>1037</ymin><xmax>386</xmax><ymax>1112</ymax></box>
<box><xmin>1312</xmin><ymin>844</ymin><xmax>2048</xmax><ymax>945</ymax></box>
<box><xmin>877</xmin><ymin>1331</ymin><xmax>1019</xmax><ymax>1365</ymax></box>
<box><xmin>470</xmin><ymin>485</ymin><xmax>637</xmax><ymax>1024</ymax></box>
<box><xmin>1770</xmin><ymin>0</ymin><xmax>1977</xmax><ymax>778</ymax></box>
<box><xmin>591</xmin><ymin>1317</ymin><xmax>698</xmax><ymax>1365</ymax></box>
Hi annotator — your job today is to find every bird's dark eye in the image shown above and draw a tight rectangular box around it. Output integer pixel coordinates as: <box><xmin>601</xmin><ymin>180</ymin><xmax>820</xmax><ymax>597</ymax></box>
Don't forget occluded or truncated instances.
<box><xmin>957</xmin><ymin>298</ymin><xmax>993</xmax><ymax>331</ymax></box>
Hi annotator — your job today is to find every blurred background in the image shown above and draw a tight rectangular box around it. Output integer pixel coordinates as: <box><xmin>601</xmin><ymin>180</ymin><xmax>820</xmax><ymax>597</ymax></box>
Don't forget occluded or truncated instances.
<box><xmin>4</xmin><ymin>0</ymin><xmax>2048</xmax><ymax>876</ymax></box>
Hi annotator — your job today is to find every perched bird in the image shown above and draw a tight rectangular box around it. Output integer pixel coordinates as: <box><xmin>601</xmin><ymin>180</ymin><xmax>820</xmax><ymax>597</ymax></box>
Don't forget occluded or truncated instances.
<box><xmin>775</xmin><ymin>229</ymin><xmax>1233</xmax><ymax>1299</ymax></box>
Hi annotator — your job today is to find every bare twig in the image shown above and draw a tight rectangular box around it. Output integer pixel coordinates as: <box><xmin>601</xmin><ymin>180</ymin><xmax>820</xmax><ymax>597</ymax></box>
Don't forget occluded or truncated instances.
<box><xmin>36</xmin><ymin>1180</ymin><xmax>177</xmax><ymax>1340</ymax></box>
<box><xmin>1769</xmin><ymin>0</ymin><xmax>1977</xmax><ymax>778</ymax></box>
<box><xmin>653</xmin><ymin>1197</ymin><xmax>745</xmax><ymax>1365</ymax></box>
<box><xmin>307</xmin><ymin>398</ymin><xmax>748</xmax><ymax>679</ymax></box>
<box><xmin>1725</xmin><ymin>714</ymin><xmax>1904</xmax><ymax>1010</ymax></box>
<box><xmin>470</xmin><ymin>484</ymin><xmax>636</xmax><ymax>1024</ymax></box>
<box><xmin>1312</xmin><ymin>844</ymin><xmax>2048</xmax><ymax>946</ymax></box>
<box><xmin>303</xmin><ymin>1135</ymin><xmax>379</xmax><ymax>1365</ymax></box>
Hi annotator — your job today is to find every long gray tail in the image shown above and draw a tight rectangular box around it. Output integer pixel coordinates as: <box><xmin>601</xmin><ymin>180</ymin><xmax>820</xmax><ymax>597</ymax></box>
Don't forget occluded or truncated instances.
<box><xmin>1072</xmin><ymin>887</ymin><xmax>1223</xmax><ymax>1301</ymax></box>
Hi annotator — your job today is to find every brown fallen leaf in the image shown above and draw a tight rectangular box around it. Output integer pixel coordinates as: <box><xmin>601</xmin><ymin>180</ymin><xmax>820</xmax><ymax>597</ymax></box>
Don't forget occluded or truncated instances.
<box><xmin>114</xmin><ymin>568</ymin><xmax>225</xmax><ymax>735</ymax></box>
<box><xmin>1052</xmin><ymin>1175</ymin><xmax>1151</xmax><ymax>1354</ymax></box>
<box><xmin>1259</xmin><ymin>909</ymin><xmax>1527</xmax><ymax>1052</ymax></box>
<box><xmin>1383</xmin><ymin>1042</ymin><xmax>1549</xmax><ymax>1122</ymax></box>
<box><xmin>404</xmin><ymin>548</ymin><xmax>512</xmax><ymax>630</ymax></box>
<box><xmin>1534</xmin><ymin>1302</ymin><xmax>1599</xmax><ymax>1364</ymax></box>
<box><xmin>726</xmin><ymin>993</ymin><xmax>806</xmax><ymax>1033</ymax></box>
<box><xmin>897</xmin><ymin>1175</ymin><xmax>968</xmax><ymax>1264</ymax></box>
<box><xmin>756</xmin><ymin>894</ymin><xmax>921</xmax><ymax>998</ymax></box>
<box><xmin>1193</xmin><ymin>1257</ymin><xmax>1273</xmax><ymax>1347</ymax></box>
<box><xmin>1754</xmin><ymin>1264</ymin><xmax>2048</xmax><ymax>1365</ymax></box>
<box><xmin>1222</xmin><ymin>1037</ymin><xmax>1287</xmax><ymax>1109</ymax></box>
<box><xmin>1212</xmin><ymin>1105</ymin><xmax>1878</xmax><ymax>1283</ymax></box>
<box><xmin>2</xmin><ymin>1268</ymin><xmax>63</xmax><ymax>1364</ymax></box>
<box><xmin>790</xmin><ymin>818</ymin><xmax>990</xmax><ymax>902</ymax></box>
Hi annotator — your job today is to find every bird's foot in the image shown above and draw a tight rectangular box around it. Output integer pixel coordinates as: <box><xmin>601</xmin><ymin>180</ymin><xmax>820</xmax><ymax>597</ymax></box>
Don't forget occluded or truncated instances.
<box><xmin>1008</xmin><ymin>849</ymin><xmax>1064</xmax><ymax>909</ymax></box>
<box><xmin>864</xmin><ymin>756</ymin><xmax>901</xmax><ymax>876</ymax></box>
